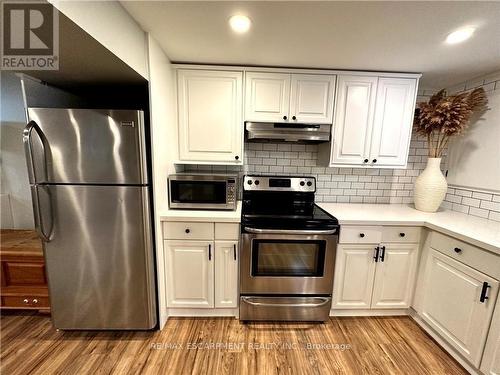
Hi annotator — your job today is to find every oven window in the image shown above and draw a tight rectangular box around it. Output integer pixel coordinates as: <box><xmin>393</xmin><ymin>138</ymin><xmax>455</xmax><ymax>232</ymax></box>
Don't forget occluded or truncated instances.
<box><xmin>171</xmin><ymin>181</ymin><xmax>227</xmax><ymax>204</ymax></box>
<box><xmin>251</xmin><ymin>240</ymin><xmax>326</xmax><ymax>277</ymax></box>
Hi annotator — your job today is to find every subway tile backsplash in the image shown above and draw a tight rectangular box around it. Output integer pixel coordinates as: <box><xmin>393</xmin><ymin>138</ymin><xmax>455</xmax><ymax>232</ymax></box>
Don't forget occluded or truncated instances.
<box><xmin>180</xmin><ymin>70</ymin><xmax>500</xmax><ymax>222</ymax></box>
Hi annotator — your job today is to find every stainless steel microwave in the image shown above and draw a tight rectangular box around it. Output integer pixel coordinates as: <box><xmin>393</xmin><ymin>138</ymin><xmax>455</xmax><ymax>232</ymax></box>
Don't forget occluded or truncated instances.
<box><xmin>168</xmin><ymin>174</ymin><xmax>238</xmax><ymax>210</ymax></box>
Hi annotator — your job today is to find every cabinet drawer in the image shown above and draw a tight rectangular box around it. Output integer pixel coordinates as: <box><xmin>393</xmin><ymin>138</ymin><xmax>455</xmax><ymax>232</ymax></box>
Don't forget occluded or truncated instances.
<box><xmin>215</xmin><ymin>223</ymin><xmax>240</xmax><ymax>240</ymax></box>
<box><xmin>2</xmin><ymin>261</ymin><xmax>47</xmax><ymax>287</ymax></box>
<box><xmin>339</xmin><ymin>226</ymin><xmax>382</xmax><ymax>244</ymax></box>
<box><xmin>381</xmin><ymin>226</ymin><xmax>421</xmax><ymax>243</ymax></box>
<box><xmin>163</xmin><ymin>222</ymin><xmax>214</xmax><ymax>240</ymax></box>
<box><xmin>1</xmin><ymin>296</ymin><xmax>49</xmax><ymax>309</ymax></box>
<box><xmin>430</xmin><ymin>231</ymin><xmax>500</xmax><ymax>280</ymax></box>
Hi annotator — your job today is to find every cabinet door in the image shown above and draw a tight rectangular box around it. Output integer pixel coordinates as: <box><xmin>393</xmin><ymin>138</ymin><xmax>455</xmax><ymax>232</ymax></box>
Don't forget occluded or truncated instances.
<box><xmin>165</xmin><ymin>240</ymin><xmax>214</xmax><ymax>308</ymax></box>
<box><xmin>332</xmin><ymin>244</ymin><xmax>377</xmax><ymax>309</ymax></box>
<box><xmin>481</xmin><ymin>293</ymin><xmax>500</xmax><ymax>375</ymax></box>
<box><xmin>371</xmin><ymin>244</ymin><xmax>418</xmax><ymax>308</ymax></box>
<box><xmin>214</xmin><ymin>241</ymin><xmax>238</xmax><ymax>308</ymax></box>
<box><xmin>421</xmin><ymin>249</ymin><xmax>499</xmax><ymax>366</ymax></box>
<box><xmin>289</xmin><ymin>74</ymin><xmax>336</xmax><ymax>124</ymax></box>
<box><xmin>370</xmin><ymin>78</ymin><xmax>417</xmax><ymax>167</ymax></box>
<box><xmin>331</xmin><ymin>75</ymin><xmax>378</xmax><ymax>166</ymax></box>
<box><xmin>177</xmin><ymin>69</ymin><xmax>243</xmax><ymax>163</ymax></box>
<box><xmin>245</xmin><ymin>72</ymin><xmax>291</xmax><ymax>122</ymax></box>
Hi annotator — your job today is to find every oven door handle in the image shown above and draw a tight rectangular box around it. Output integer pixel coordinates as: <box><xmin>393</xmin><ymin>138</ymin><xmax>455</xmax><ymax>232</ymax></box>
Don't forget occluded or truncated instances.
<box><xmin>243</xmin><ymin>227</ymin><xmax>337</xmax><ymax>235</ymax></box>
<box><xmin>241</xmin><ymin>296</ymin><xmax>331</xmax><ymax>307</ymax></box>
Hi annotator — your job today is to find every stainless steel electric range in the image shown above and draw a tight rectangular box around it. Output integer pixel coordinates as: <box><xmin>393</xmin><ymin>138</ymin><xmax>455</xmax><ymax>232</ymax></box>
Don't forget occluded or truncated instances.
<box><xmin>239</xmin><ymin>175</ymin><xmax>339</xmax><ymax>322</ymax></box>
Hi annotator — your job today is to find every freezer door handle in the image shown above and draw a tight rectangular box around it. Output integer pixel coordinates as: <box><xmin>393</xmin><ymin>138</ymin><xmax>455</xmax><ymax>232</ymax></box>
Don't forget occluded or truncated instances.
<box><xmin>31</xmin><ymin>185</ymin><xmax>52</xmax><ymax>242</ymax></box>
<box><xmin>23</xmin><ymin>120</ymin><xmax>49</xmax><ymax>183</ymax></box>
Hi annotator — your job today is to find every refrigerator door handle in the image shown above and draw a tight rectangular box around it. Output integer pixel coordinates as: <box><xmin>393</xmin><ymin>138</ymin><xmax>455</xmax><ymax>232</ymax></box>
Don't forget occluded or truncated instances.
<box><xmin>31</xmin><ymin>185</ymin><xmax>52</xmax><ymax>242</ymax></box>
<box><xmin>23</xmin><ymin>120</ymin><xmax>49</xmax><ymax>183</ymax></box>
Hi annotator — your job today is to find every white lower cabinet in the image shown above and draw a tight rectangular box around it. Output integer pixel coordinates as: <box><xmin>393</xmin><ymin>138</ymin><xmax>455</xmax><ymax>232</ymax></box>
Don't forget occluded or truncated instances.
<box><xmin>332</xmin><ymin>245</ymin><xmax>377</xmax><ymax>309</ymax></box>
<box><xmin>371</xmin><ymin>244</ymin><xmax>418</xmax><ymax>308</ymax></box>
<box><xmin>163</xmin><ymin>222</ymin><xmax>239</xmax><ymax>310</ymax></box>
<box><xmin>165</xmin><ymin>240</ymin><xmax>214</xmax><ymax>308</ymax></box>
<box><xmin>420</xmin><ymin>248</ymin><xmax>499</xmax><ymax>367</ymax></box>
<box><xmin>481</xmin><ymin>294</ymin><xmax>500</xmax><ymax>375</ymax></box>
<box><xmin>214</xmin><ymin>241</ymin><xmax>238</xmax><ymax>308</ymax></box>
<box><xmin>333</xmin><ymin>242</ymin><xmax>418</xmax><ymax>309</ymax></box>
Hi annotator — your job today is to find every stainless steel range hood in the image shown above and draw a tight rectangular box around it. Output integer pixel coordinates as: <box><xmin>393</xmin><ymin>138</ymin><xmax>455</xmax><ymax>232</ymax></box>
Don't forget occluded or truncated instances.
<box><xmin>245</xmin><ymin>122</ymin><xmax>331</xmax><ymax>143</ymax></box>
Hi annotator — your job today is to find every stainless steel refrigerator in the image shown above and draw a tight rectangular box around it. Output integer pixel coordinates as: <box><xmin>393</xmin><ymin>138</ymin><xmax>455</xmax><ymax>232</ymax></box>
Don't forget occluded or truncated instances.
<box><xmin>23</xmin><ymin>108</ymin><xmax>156</xmax><ymax>330</ymax></box>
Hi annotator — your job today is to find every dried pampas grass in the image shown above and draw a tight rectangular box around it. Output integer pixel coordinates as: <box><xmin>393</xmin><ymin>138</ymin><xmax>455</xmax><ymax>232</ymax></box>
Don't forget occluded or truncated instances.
<box><xmin>414</xmin><ymin>87</ymin><xmax>488</xmax><ymax>157</ymax></box>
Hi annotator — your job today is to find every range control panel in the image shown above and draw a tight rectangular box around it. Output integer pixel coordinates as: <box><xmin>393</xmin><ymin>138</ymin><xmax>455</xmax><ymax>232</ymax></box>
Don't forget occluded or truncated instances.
<box><xmin>243</xmin><ymin>175</ymin><xmax>316</xmax><ymax>192</ymax></box>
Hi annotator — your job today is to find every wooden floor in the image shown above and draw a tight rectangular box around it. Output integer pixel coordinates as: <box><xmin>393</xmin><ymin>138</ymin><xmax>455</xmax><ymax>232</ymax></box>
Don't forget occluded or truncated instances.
<box><xmin>0</xmin><ymin>312</ymin><xmax>467</xmax><ymax>375</ymax></box>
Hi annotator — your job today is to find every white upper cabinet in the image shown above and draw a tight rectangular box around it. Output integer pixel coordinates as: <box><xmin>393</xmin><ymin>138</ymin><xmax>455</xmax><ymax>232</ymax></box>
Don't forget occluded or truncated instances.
<box><xmin>245</xmin><ymin>71</ymin><xmax>335</xmax><ymax>123</ymax></box>
<box><xmin>289</xmin><ymin>74</ymin><xmax>336</xmax><ymax>124</ymax></box>
<box><xmin>245</xmin><ymin>72</ymin><xmax>291</xmax><ymax>122</ymax></box>
<box><xmin>177</xmin><ymin>69</ymin><xmax>243</xmax><ymax>163</ymax></box>
<box><xmin>370</xmin><ymin>78</ymin><xmax>417</xmax><ymax>166</ymax></box>
<box><xmin>330</xmin><ymin>75</ymin><xmax>378</xmax><ymax>166</ymax></box>
<box><xmin>322</xmin><ymin>74</ymin><xmax>419</xmax><ymax>168</ymax></box>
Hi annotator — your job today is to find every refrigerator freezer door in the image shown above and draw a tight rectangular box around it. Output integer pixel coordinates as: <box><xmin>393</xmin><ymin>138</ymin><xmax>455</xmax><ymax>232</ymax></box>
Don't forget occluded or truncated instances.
<box><xmin>25</xmin><ymin>108</ymin><xmax>148</xmax><ymax>185</ymax></box>
<box><xmin>42</xmin><ymin>184</ymin><xmax>156</xmax><ymax>329</ymax></box>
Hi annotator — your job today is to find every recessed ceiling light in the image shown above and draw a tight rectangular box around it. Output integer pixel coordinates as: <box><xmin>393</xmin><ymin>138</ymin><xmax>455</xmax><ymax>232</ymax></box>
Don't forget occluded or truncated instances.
<box><xmin>446</xmin><ymin>26</ymin><xmax>476</xmax><ymax>44</ymax></box>
<box><xmin>229</xmin><ymin>15</ymin><xmax>251</xmax><ymax>34</ymax></box>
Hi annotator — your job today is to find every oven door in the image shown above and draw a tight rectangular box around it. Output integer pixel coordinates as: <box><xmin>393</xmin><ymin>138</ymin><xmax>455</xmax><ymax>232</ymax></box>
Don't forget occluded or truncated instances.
<box><xmin>240</xmin><ymin>229</ymin><xmax>337</xmax><ymax>295</ymax></box>
<box><xmin>169</xmin><ymin>178</ymin><xmax>233</xmax><ymax>210</ymax></box>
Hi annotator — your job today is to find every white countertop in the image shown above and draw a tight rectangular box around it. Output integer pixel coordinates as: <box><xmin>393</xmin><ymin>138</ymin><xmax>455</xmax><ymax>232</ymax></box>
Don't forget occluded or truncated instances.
<box><xmin>159</xmin><ymin>201</ymin><xmax>242</xmax><ymax>223</ymax></box>
<box><xmin>317</xmin><ymin>203</ymin><xmax>500</xmax><ymax>254</ymax></box>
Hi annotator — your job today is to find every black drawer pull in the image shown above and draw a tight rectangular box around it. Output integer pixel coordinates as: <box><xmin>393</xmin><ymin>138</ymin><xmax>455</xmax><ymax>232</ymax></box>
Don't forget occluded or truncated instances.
<box><xmin>379</xmin><ymin>246</ymin><xmax>386</xmax><ymax>262</ymax></box>
<box><xmin>208</xmin><ymin>244</ymin><xmax>211</xmax><ymax>261</ymax></box>
<box><xmin>400</xmin><ymin>233</ymin><xmax>406</xmax><ymax>237</ymax></box>
<box><xmin>185</xmin><ymin>228</ymin><xmax>190</xmax><ymax>234</ymax></box>
<box><xmin>480</xmin><ymin>282</ymin><xmax>490</xmax><ymax>303</ymax></box>
<box><xmin>374</xmin><ymin>246</ymin><xmax>380</xmax><ymax>262</ymax></box>
<box><xmin>233</xmin><ymin>244</ymin><xmax>237</xmax><ymax>261</ymax></box>
<box><xmin>454</xmin><ymin>247</ymin><xmax>462</xmax><ymax>253</ymax></box>
<box><xmin>359</xmin><ymin>233</ymin><xmax>365</xmax><ymax>238</ymax></box>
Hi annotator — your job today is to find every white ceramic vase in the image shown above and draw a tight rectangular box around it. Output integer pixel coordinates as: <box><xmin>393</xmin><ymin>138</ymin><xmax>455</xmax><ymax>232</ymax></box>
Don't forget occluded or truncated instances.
<box><xmin>414</xmin><ymin>158</ymin><xmax>447</xmax><ymax>212</ymax></box>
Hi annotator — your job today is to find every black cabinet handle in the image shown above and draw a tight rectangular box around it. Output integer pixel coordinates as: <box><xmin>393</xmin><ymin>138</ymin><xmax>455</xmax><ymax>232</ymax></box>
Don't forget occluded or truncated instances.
<box><xmin>208</xmin><ymin>244</ymin><xmax>211</xmax><ymax>261</ymax></box>
<box><xmin>480</xmin><ymin>282</ymin><xmax>490</xmax><ymax>303</ymax></box>
<box><xmin>292</xmin><ymin>115</ymin><xmax>296</xmax><ymax>120</ymax></box>
<box><xmin>454</xmin><ymin>247</ymin><xmax>462</xmax><ymax>253</ymax></box>
<box><xmin>233</xmin><ymin>244</ymin><xmax>237</xmax><ymax>261</ymax></box>
<box><xmin>235</xmin><ymin>155</ymin><xmax>239</xmax><ymax>160</ymax></box>
<box><xmin>185</xmin><ymin>228</ymin><xmax>190</xmax><ymax>234</ymax></box>
<box><xmin>372</xmin><ymin>159</ymin><xmax>377</xmax><ymax>163</ymax></box>
<box><xmin>400</xmin><ymin>233</ymin><xmax>406</xmax><ymax>237</ymax></box>
<box><xmin>374</xmin><ymin>246</ymin><xmax>380</xmax><ymax>262</ymax></box>
<box><xmin>363</xmin><ymin>159</ymin><xmax>369</xmax><ymax>163</ymax></box>
<box><xmin>379</xmin><ymin>246</ymin><xmax>386</xmax><ymax>262</ymax></box>
<box><xmin>359</xmin><ymin>233</ymin><xmax>365</xmax><ymax>238</ymax></box>
<box><xmin>283</xmin><ymin>115</ymin><xmax>287</xmax><ymax>120</ymax></box>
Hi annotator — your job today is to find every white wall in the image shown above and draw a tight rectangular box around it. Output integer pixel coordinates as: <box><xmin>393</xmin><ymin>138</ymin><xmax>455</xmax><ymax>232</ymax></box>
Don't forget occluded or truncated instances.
<box><xmin>446</xmin><ymin>71</ymin><xmax>500</xmax><ymax>194</ymax></box>
<box><xmin>0</xmin><ymin>72</ymin><xmax>34</xmax><ymax>229</ymax></box>
<box><xmin>50</xmin><ymin>0</ymin><xmax>148</xmax><ymax>79</ymax></box>
<box><xmin>147</xmin><ymin>34</ymin><xmax>178</xmax><ymax>329</ymax></box>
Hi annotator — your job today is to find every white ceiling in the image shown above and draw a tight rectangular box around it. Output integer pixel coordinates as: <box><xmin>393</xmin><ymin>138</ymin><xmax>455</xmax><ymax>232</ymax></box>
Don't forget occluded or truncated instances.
<box><xmin>122</xmin><ymin>1</ymin><xmax>500</xmax><ymax>88</ymax></box>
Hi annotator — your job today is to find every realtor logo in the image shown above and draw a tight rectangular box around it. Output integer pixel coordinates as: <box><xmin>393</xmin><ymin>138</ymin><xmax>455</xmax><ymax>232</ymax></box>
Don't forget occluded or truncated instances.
<box><xmin>1</xmin><ymin>1</ymin><xmax>59</xmax><ymax>70</ymax></box>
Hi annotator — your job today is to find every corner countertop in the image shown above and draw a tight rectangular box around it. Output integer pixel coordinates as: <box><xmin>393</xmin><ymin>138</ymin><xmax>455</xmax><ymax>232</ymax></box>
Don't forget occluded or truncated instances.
<box><xmin>317</xmin><ymin>203</ymin><xmax>500</xmax><ymax>254</ymax></box>
<box><xmin>159</xmin><ymin>201</ymin><xmax>242</xmax><ymax>223</ymax></box>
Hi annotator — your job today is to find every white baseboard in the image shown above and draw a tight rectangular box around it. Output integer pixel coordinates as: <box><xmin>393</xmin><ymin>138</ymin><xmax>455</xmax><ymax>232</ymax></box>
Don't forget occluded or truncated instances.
<box><xmin>167</xmin><ymin>308</ymin><xmax>239</xmax><ymax>318</ymax></box>
<box><xmin>330</xmin><ymin>308</ymin><xmax>409</xmax><ymax>317</ymax></box>
<box><xmin>408</xmin><ymin>309</ymin><xmax>480</xmax><ymax>375</ymax></box>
